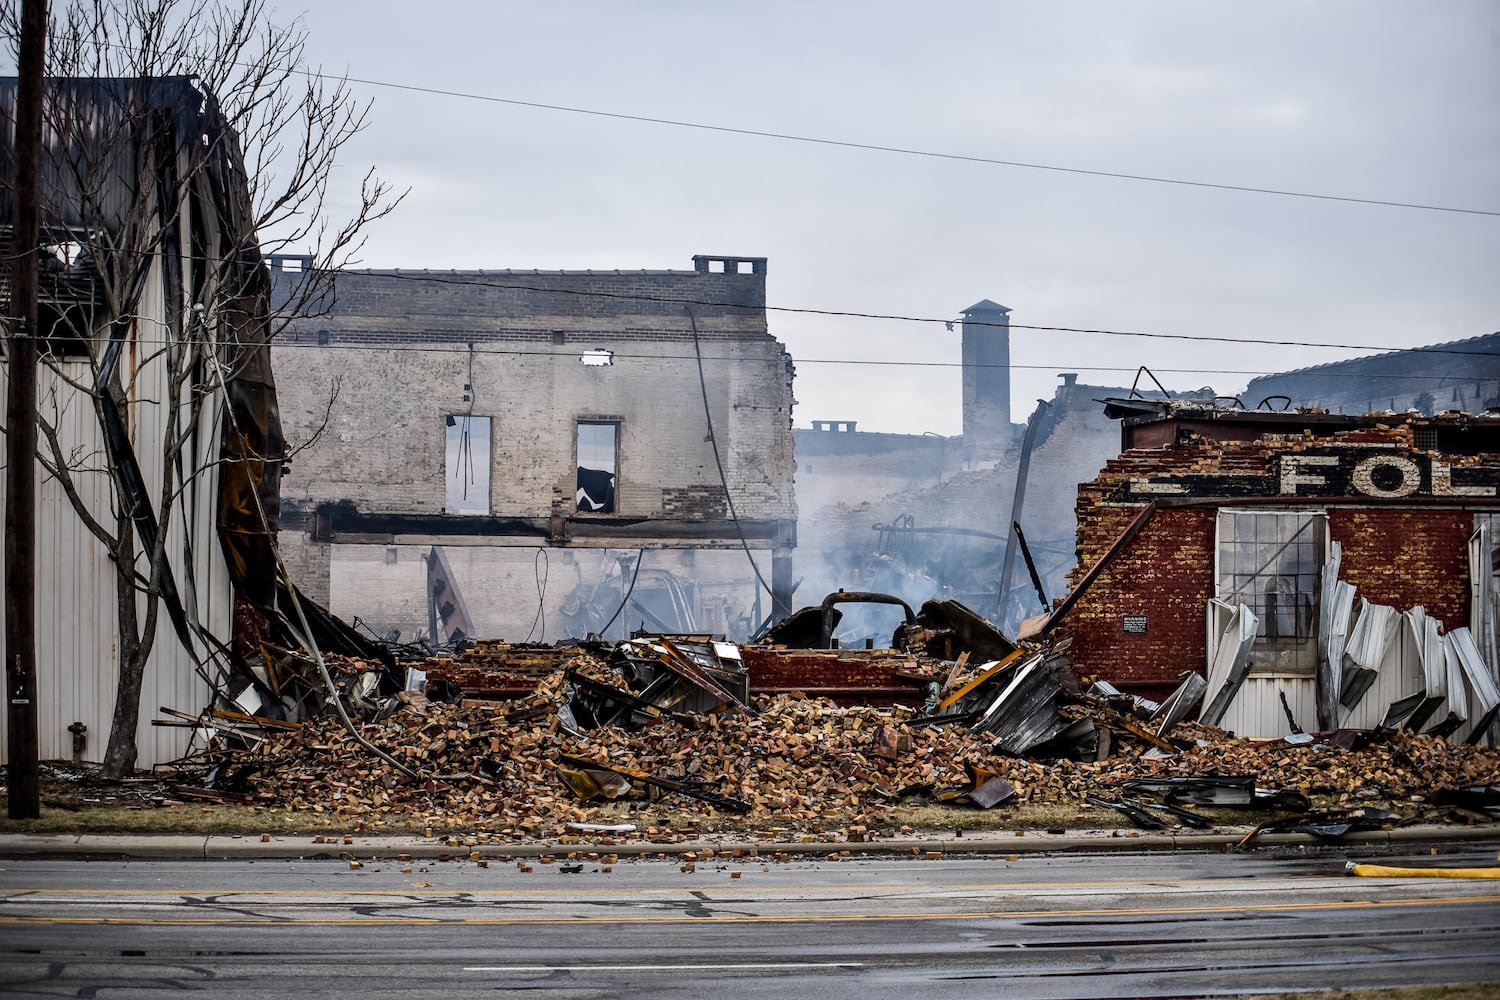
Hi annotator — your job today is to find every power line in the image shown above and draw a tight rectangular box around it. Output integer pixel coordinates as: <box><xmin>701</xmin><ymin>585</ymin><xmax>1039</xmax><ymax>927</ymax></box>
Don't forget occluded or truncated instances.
<box><xmin>263</xmin><ymin>342</ymin><xmax>1498</xmax><ymax>382</ymax></box>
<box><xmin>11</xmin><ymin>250</ymin><xmax>1498</xmax><ymax>363</ymax></box>
<box><xmin>327</xmin><ymin>73</ymin><xmax>1500</xmax><ymax>219</ymax></box>
<box><xmin>688</xmin><ymin>307</ymin><xmax>775</xmax><ymax>603</ymax></box>
<box><xmin>330</xmin><ymin>268</ymin><xmax>1500</xmax><ymax>360</ymax></box>
<box><xmin>46</xmin><ymin>39</ymin><xmax>1498</xmax><ymax>217</ymax></box>
<box><xmin>17</xmin><ymin>328</ymin><xmax>1496</xmax><ymax>386</ymax></box>
<box><xmin>25</xmin><ymin>305</ymin><xmax>1499</xmax><ymax>364</ymax></box>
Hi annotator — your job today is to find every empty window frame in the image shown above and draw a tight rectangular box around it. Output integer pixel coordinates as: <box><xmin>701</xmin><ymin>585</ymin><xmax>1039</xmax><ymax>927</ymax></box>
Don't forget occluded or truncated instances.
<box><xmin>444</xmin><ymin>415</ymin><xmax>490</xmax><ymax>515</ymax></box>
<box><xmin>25</xmin><ymin>232</ymin><xmax>106</xmax><ymax>358</ymax></box>
<box><xmin>1216</xmin><ymin>510</ymin><xmax>1326</xmax><ymax>675</ymax></box>
<box><xmin>576</xmin><ymin>421</ymin><xmax>618</xmax><ymax>513</ymax></box>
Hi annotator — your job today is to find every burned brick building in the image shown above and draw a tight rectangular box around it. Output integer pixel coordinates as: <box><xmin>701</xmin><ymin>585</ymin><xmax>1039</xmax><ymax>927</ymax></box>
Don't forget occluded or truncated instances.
<box><xmin>271</xmin><ymin>254</ymin><xmax>796</xmax><ymax>645</ymax></box>
<box><xmin>794</xmin><ymin>299</ymin><xmax>1020</xmax><ymax>520</ymax></box>
<box><xmin>795</xmin><ymin>356</ymin><xmax>1205</xmax><ymax>638</ymax></box>
<box><xmin>1047</xmin><ymin>401</ymin><xmax>1500</xmax><ymax>741</ymax></box>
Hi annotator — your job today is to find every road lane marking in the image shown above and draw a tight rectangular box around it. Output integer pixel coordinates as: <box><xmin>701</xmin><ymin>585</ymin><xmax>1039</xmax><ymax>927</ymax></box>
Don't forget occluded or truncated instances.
<box><xmin>0</xmin><ymin>875</ymin><xmax>1336</xmax><ymax>898</ymax></box>
<box><xmin>1</xmin><ymin>893</ymin><xmax>1496</xmax><ymax>927</ymax></box>
<box><xmin>463</xmin><ymin>963</ymin><xmax>863</xmax><ymax>972</ymax></box>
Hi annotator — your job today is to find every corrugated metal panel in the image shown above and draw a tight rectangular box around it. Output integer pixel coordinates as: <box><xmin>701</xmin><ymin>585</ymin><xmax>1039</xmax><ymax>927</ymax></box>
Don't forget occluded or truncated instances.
<box><xmin>129</xmin><ymin>282</ymin><xmax>186</xmax><ymax>766</ymax></box>
<box><xmin>1</xmin><ymin>254</ymin><xmax>226</xmax><ymax>767</ymax></box>
<box><xmin>2</xmin><ymin>359</ymin><xmax>119</xmax><ymax>761</ymax></box>
<box><xmin>122</xmin><ymin>270</ymin><xmax>227</xmax><ymax>766</ymax></box>
<box><xmin>1215</xmin><ymin>675</ymin><xmax>1317</xmax><ymax>739</ymax></box>
<box><xmin>51</xmin><ymin>361</ymin><xmax>119</xmax><ymax>764</ymax></box>
<box><xmin>1212</xmin><ymin>609</ymin><xmax>1430</xmax><ymax>739</ymax></box>
<box><xmin>1202</xmin><ymin>600</ymin><xmax>1258</xmax><ymax>727</ymax></box>
<box><xmin>1342</xmin><ymin>610</ymin><xmax>1425</xmax><ymax>731</ymax></box>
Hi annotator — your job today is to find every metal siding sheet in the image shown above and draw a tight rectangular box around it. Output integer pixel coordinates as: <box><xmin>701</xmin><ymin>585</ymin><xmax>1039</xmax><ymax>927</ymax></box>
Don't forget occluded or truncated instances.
<box><xmin>1343</xmin><ymin>614</ymin><xmax>1424</xmax><ymax>731</ymax></box>
<box><xmin>1216</xmin><ymin>676</ymin><xmax>1317</xmax><ymax>739</ymax></box>
<box><xmin>130</xmin><ymin>272</ymin><xmax>220</xmax><ymax>766</ymax></box>
<box><xmin>2</xmin><ymin>260</ymin><xmax>228</xmax><ymax>768</ymax></box>
<box><xmin>45</xmin><ymin>360</ymin><xmax>101</xmax><ymax>763</ymax></box>
<box><xmin>4</xmin><ymin>360</ymin><xmax>119</xmax><ymax>762</ymax></box>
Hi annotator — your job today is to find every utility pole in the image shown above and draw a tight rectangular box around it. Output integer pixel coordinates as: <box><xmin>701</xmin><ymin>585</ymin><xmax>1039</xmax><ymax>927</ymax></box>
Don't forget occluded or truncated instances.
<box><xmin>6</xmin><ymin>0</ymin><xmax>46</xmax><ymax>819</ymax></box>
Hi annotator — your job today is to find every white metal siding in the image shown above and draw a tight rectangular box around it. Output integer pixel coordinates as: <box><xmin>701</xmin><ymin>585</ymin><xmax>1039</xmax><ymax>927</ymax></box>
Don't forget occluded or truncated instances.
<box><xmin>1343</xmin><ymin>620</ymin><xmax>1425</xmax><ymax>731</ymax></box>
<box><xmin>1</xmin><ymin>260</ymin><xmax>228</xmax><ymax>767</ymax></box>
<box><xmin>1213</xmin><ymin>609</ymin><xmax>1431</xmax><ymax>739</ymax></box>
<box><xmin>1214</xmin><ymin>676</ymin><xmax>1317</xmax><ymax>739</ymax></box>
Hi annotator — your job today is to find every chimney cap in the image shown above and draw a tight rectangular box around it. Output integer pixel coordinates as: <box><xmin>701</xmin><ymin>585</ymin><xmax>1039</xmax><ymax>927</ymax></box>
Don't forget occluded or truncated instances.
<box><xmin>960</xmin><ymin>298</ymin><xmax>1011</xmax><ymax>316</ymax></box>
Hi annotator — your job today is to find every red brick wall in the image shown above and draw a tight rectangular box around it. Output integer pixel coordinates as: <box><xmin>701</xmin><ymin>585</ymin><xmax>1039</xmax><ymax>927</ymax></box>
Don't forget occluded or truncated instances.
<box><xmin>1063</xmin><ymin>508</ymin><xmax>1215</xmax><ymax>689</ymax></box>
<box><xmin>1058</xmin><ymin>421</ymin><xmax>1485</xmax><ymax>693</ymax></box>
<box><xmin>1331</xmin><ymin>508</ymin><xmax>1471</xmax><ymax>628</ymax></box>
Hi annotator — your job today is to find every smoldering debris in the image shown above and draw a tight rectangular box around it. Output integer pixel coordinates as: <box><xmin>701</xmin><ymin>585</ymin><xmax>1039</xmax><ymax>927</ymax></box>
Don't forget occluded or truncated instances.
<box><xmin>157</xmin><ymin>599</ymin><xmax>1500</xmax><ymax>841</ymax></box>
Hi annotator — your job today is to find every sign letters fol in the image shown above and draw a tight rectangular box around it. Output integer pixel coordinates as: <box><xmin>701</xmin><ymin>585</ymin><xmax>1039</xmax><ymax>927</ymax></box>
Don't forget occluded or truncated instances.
<box><xmin>1121</xmin><ymin>449</ymin><xmax>1500</xmax><ymax>501</ymax></box>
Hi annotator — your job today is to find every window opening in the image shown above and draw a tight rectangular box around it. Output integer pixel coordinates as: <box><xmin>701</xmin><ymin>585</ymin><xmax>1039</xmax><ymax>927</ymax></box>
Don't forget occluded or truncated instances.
<box><xmin>1217</xmin><ymin>510</ymin><xmax>1326</xmax><ymax>675</ymax></box>
<box><xmin>25</xmin><ymin>229</ymin><xmax>106</xmax><ymax>358</ymax></box>
<box><xmin>444</xmin><ymin>414</ymin><xmax>490</xmax><ymax>515</ymax></box>
<box><xmin>576</xmin><ymin>421</ymin><xmax>618</xmax><ymax>513</ymax></box>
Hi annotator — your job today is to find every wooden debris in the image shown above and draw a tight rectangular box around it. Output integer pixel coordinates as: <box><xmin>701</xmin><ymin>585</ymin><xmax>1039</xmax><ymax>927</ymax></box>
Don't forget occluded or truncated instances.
<box><xmin>171</xmin><ymin>642</ymin><xmax>1500</xmax><ymax>840</ymax></box>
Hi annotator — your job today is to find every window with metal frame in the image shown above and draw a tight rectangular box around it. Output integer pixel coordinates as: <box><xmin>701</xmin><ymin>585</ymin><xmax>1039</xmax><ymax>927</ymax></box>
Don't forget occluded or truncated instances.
<box><xmin>1216</xmin><ymin>510</ymin><xmax>1327</xmax><ymax>675</ymax></box>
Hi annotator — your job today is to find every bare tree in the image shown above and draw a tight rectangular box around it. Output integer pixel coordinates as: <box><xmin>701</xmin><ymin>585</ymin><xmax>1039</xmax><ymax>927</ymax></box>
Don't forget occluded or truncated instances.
<box><xmin>1</xmin><ymin>0</ymin><xmax>402</xmax><ymax>776</ymax></box>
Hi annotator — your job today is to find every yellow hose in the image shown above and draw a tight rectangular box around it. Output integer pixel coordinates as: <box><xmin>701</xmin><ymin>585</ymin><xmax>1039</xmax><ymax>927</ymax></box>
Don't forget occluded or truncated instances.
<box><xmin>1346</xmin><ymin>862</ymin><xmax>1500</xmax><ymax>879</ymax></box>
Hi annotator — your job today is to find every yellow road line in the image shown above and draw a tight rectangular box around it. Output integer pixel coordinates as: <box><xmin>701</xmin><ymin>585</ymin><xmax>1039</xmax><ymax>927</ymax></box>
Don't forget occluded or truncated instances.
<box><xmin>2</xmin><ymin>893</ymin><xmax>1497</xmax><ymax>927</ymax></box>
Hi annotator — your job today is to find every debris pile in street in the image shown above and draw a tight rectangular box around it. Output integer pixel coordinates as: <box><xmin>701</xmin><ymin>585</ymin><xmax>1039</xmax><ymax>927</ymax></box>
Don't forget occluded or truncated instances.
<box><xmin>164</xmin><ymin>601</ymin><xmax>1500</xmax><ymax>841</ymax></box>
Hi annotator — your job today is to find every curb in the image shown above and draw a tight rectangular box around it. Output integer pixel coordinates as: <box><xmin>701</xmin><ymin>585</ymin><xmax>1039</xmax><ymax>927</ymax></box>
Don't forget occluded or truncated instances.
<box><xmin>2</xmin><ymin>824</ymin><xmax>1497</xmax><ymax>861</ymax></box>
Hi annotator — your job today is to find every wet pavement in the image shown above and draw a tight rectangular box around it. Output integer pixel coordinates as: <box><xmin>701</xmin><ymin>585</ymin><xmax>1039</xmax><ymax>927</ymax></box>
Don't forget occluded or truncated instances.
<box><xmin>2</xmin><ymin>844</ymin><xmax>1497</xmax><ymax>998</ymax></box>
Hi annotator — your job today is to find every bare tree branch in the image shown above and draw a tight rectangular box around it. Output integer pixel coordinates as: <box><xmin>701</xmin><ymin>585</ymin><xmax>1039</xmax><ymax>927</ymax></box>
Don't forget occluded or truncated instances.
<box><xmin>2</xmin><ymin>0</ymin><xmax>402</xmax><ymax>775</ymax></box>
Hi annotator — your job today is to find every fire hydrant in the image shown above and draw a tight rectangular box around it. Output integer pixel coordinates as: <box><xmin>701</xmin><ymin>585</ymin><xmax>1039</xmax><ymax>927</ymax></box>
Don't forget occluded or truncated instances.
<box><xmin>68</xmin><ymin>721</ymin><xmax>87</xmax><ymax>763</ymax></box>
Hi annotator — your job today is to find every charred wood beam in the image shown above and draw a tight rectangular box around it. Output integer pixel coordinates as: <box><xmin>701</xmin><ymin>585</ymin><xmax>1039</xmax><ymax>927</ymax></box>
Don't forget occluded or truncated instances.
<box><xmin>1013</xmin><ymin>521</ymin><xmax>1049</xmax><ymax>611</ymax></box>
<box><xmin>998</xmin><ymin>401</ymin><xmax>1050</xmax><ymax>622</ymax></box>
<box><xmin>283</xmin><ymin>502</ymin><xmax>548</xmax><ymax>540</ymax></box>
<box><xmin>283</xmin><ymin>501</ymin><xmax>793</xmax><ymax>546</ymax></box>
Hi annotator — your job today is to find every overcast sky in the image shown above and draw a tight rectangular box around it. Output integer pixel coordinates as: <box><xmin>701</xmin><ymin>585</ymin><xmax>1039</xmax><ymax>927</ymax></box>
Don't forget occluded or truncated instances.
<box><xmin>56</xmin><ymin>2</ymin><xmax>1500</xmax><ymax>432</ymax></box>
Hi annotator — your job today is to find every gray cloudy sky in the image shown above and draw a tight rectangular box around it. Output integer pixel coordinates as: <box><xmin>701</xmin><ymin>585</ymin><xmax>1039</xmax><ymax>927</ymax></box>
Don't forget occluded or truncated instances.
<box><xmin>295</xmin><ymin>2</ymin><xmax>1496</xmax><ymax>430</ymax></box>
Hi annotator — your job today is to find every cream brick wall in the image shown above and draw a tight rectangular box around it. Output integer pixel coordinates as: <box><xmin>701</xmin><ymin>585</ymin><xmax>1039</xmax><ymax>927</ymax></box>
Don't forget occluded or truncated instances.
<box><xmin>269</xmin><ymin>259</ymin><xmax>796</xmax><ymax>636</ymax></box>
<box><xmin>277</xmin><ymin>337</ymin><xmax>794</xmax><ymax>520</ymax></box>
<box><xmin>275</xmin><ymin>265</ymin><xmax>796</xmax><ymax>522</ymax></box>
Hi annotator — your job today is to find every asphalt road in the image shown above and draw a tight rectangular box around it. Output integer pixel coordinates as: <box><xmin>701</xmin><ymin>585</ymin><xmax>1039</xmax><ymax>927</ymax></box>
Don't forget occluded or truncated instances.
<box><xmin>2</xmin><ymin>845</ymin><xmax>1498</xmax><ymax>998</ymax></box>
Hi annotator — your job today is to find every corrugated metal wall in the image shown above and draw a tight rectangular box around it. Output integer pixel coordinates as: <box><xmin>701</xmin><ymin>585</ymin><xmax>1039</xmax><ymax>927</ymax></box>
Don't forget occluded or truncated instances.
<box><xmin>3</xmin><ymin>359</ymin><xmax>118</xmax><ymax>762</ymax></box>
<box><xmin>1</xmin><ymin>260</ymin><xmax>229</xmax><ymax>767</ymax></box>
<box><xmin>1212</xmin><ymin>606</ymin><xmax>1446</xmax><ymax>739</ymax></box>
<box><xmin>1213</xmin><ymin>675</ymin><xmax>1317</xmax><ymax>739</ymax></box>
<box><xmin>125</xmin><ymin>267</ymin><xmax>234</xmax><ymax>765</ymax></box>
